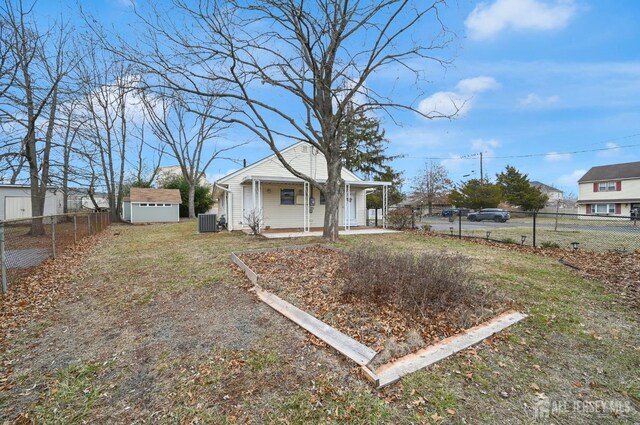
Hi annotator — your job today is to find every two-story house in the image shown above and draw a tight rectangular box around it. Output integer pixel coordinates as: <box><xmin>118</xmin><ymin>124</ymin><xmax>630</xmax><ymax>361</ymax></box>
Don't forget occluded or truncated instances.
<box><xmin>577</xmin><ymin>161</ymin><xmax>640</xmax><ymax>218</ymax></box>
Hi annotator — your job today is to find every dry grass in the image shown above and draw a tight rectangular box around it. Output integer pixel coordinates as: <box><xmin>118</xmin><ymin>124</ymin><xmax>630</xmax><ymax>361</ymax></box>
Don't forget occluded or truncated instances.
<box><xmin>0</xmin><ymin>221</ymin><xmax>638</xmax><ymax>424</ymax></box>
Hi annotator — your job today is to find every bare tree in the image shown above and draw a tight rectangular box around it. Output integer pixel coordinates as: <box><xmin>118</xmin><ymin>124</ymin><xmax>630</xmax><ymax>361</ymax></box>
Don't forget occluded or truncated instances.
<box><xmin>142</xmin><ymin>91</ymin><xmax>238</xmax><ymax>218</ymax></box>
<box><xmin>77</xmin><ymin>43</ymin><xmax>137</xmax><ymax>221</ymax></box>
<box><xmin>0</xmin><ymin>0</ymin><xmax>76</xmax><ymax>234</ymax></box>
<box><xmin>412</xmin><ymin>161</ymin><xmax>452</xmax><ymax>216</ymax></box>
<box><xmin>94</xmin><ymin>0</ymin><xmax>456</xmax><ymax>240</ymax></box>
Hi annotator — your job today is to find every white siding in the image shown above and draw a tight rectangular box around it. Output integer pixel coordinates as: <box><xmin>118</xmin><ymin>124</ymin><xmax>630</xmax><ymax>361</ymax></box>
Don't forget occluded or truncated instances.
<box><xmin>579</xmin><ymin>179</ymin><xmax>640</xmax><ymax>202</ymax></box>
<box><xmin>0</xmin><ymin>186</ymin><xmax>63</xmax><ymax>221</ymax></box>
<box><xmin>218</xmin><ymin>143</ymin><xmax>367</xmax><ymax>229</ymax></box>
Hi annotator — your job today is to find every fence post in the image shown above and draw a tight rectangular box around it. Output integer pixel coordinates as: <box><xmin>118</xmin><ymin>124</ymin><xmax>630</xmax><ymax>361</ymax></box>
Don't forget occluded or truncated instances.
<box><xmin>458</xmin><ymin>210</ymin><xmax>462</xmax><ymax>239</ymax></box>
<box><xmin>1</xmin><ymin>223</ymin><xmax>7</xmax><ymax>294</ymax></box>
<box><xmin>73</xmin><ymin>215</ymin><xmax>77</xmax><ymax>243</ymax></box>
<box><xmin>88</xmin><ymin>213</ymin><xmax>92</xmax><ymax>235</ymax></box>
<box><xmin>51</xmin><ymin>217</ymin><xmax>56</xmax><ymax>259</ymax></box>
<box><xmin>532</xmin><ymin>212</ymin><xmax>537</xmax><ymax>248</ymax></box>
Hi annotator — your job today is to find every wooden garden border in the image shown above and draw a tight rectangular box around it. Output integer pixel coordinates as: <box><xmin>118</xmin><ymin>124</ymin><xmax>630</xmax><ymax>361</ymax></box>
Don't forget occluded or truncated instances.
<box><xmin>231</xmin><ymin>244</ymin><xmax>527</xmax><ymax>388</ymax></box>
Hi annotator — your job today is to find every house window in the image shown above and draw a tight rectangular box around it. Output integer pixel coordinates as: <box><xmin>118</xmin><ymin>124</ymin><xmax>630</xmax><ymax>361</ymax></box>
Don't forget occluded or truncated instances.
<box><xmin>140</xmin><ymin>203</ymin><xmax>148</xmax><ymax>207</ymax></box>
<box><xmin>319</xmin><ymin>191</ymin><xmax>326</xmax><ymax>205</ymax></box>
<box><xmin>598</xmin><ymin>181</ymin><xmax>616</xmax><ymax>192</ymax></box>
<box><xmin>280</xmin><ymin>189</ymin><xmax>295</xmax><ymax>205</ymax></box>
<box><xmin>591</xmin><ymin>203</ymin><xmax>615</xmax><ymax>214</ymax></box>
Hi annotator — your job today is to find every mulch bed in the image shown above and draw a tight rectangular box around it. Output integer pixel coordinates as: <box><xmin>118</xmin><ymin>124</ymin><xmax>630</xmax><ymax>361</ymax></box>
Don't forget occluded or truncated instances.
<box><xmin>239</xmin><ymin>246</ymin><xmax>510</xmax><ymax>366</ymax></box>
<box><xmin>422</xmin><ymin>230</ymin><xmax>640</xmax><ymax>310</ymax></box>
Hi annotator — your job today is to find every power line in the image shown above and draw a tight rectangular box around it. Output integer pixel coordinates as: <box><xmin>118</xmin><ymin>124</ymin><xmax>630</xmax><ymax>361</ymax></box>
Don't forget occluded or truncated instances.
<box><xmin>401</xmin><ymin>133</ymin><xmax>640</xmax><ymax>161</ymax></box>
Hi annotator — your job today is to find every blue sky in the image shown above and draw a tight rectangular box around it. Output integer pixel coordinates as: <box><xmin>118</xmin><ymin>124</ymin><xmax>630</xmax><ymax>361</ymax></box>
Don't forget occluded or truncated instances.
<box><xmin>44</xmin><ymin>0</ymin><xmax>640</xmax><ymax>195</ymax></box>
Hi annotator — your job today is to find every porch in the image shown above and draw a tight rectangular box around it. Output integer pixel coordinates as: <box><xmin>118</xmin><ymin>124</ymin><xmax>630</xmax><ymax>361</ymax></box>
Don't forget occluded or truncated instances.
<box><xmin>219</xmin><ymin>175</ymin><xmax>391</xmax><ymax>232</ymax></box>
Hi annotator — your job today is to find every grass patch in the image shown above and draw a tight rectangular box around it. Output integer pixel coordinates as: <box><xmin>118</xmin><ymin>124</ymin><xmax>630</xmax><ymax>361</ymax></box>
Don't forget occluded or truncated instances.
<box><xmin>26</xmin><ymin>361</ymin><xmax>112</xmax><ymax>424</ymax></box>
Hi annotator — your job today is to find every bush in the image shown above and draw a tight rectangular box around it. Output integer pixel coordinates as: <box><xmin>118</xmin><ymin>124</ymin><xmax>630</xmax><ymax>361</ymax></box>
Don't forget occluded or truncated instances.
<box><xmin>341</xmin><ymin>248</ymin><xmax>492</xmax><ymax>316</ymax></box>
<box><xmin>387</xmin><ymin>207</ymin><xmax>414</xmax><ymax>230</ymax></box>
<box><xmin>501</xmin><ymin>237</ymin><xmax>517</xmax><ymax>244</ymax></box>
<box><xmin>540</xmin><ymin>241</ymin><xmax>560</xmax><ymax>249</ymax></box>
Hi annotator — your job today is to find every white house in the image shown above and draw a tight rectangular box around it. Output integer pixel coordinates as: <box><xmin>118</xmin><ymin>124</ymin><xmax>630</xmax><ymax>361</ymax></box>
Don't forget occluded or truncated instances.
<box><xmin>530</xmin><ymin>181</ymin><xmax>564</xmax><ymax>203</ymax></box>
<box><xmin>0</xmin><ymin>184</ymin><xmax>64</xmax><ymax>221</ymax></box>
<box><xmin>577</xmin><ymin>161</ymin><xmax>640</xmax><ymax>217</ymax></box>
<box><xmin>214</xmin><ymin>142</ymin><xmax>391</xmax><ymax>232</ymax></box>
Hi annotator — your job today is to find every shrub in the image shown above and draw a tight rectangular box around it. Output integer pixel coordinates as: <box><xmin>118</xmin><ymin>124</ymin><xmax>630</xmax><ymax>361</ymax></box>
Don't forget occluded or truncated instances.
<box><xmin>387</xmin><ymin>207</ymin><xmax>414</xmax><ymax>230</ymax></box>
<box><xmin>540</xmin><ymin>241</ymin><xmax>560</xmax><ymax>249</ymax></box>
<box><xmin>341</xmin><ymin>248</ymin><xmax>492</xmax><ymax>317</ymax></box>
<box><xmin>501</xmin><ymin>237</ymin><xmax>517</xmax><ymax>244</ymax></box>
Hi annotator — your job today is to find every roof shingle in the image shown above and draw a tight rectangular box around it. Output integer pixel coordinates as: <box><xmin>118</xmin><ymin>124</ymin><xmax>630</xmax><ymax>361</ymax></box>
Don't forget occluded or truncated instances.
<box><xmin>129</xmin><ymin>188</ymin><xmax>182</xmax><ymax>203</ymax></box>
<box><xmin>578</xmin><ymin>161</ymin><xmax>640</xmax><ymax>182</ymax></box>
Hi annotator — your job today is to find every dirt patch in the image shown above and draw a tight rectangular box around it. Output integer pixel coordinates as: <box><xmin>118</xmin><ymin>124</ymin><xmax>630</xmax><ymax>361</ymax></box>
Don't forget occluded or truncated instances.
<box><xmin>239</xmin><ymin>246</ymin><xmax>510</xmax><ymax>368</ymax></box>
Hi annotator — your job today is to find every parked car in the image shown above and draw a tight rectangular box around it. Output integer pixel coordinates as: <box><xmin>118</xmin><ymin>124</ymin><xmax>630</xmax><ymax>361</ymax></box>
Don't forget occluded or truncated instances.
<box><xmin>442</xmin><ymin>208</ymin><xmax>470</xmax><ymax>217</ymax></box>
<box><xmin>467</xmin><ymin>208</ymin><xmax>511</xmax><ymax>222</ymax></box>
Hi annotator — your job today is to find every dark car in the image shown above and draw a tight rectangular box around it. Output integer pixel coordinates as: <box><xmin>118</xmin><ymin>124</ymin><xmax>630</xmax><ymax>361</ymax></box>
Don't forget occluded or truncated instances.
<box><xmin>467</xmin><ymin>208</ymin><xmax>510</xmax><ymax>222</ymax></box>
<box><xmin>442</xmin><ymin>208</ymin><xmax>470</xmax><ymax>217</ymax></box>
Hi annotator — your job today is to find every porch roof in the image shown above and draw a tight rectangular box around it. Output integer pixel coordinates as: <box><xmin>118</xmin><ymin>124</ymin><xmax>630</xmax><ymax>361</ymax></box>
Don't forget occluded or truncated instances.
<box><xmin>239</xmin><ymin>175</ymin><xmax>391</xmax><ymax>188</ymax></box>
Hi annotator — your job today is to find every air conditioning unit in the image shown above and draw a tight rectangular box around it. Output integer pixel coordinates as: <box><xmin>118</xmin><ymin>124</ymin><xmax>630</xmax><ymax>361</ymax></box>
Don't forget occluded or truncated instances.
<box><xmin>198</xmin><ymin>214</ymin><xmax>218</xmax><ymax>232</ymax></box>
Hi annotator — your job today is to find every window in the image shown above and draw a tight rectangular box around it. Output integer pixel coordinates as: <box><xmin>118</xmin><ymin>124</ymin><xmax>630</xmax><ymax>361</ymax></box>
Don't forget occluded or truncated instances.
<box><xmin>280</xmin><ymin>189</ymin><xmax>295</xmax><ymax>205</ymax></box>
<box><xmin>598</xmin><ymin>181</ymin><xmax>616</xmax><ymax>192</ymax></box>
<box><xmin>319</xmin><ymin>191</ymin><xmax>326</xmax><ymax>205</ymax></box>
<box><xmin>140</xmin><ymin>203</ymin><xmax>148</xmax><ymax>207</ymax></box>
<box><xmin>592</xmin><ymin>203</ymin><xmax>615</xmax><ymax>214</ymax></box>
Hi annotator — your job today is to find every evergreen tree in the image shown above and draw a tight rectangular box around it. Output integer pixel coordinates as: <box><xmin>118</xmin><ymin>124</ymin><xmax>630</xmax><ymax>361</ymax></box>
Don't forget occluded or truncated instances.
<box><xmin>496</xmin><ymin>165</ymin><xmax>548</xmax><ymax>211</ymax></box>
<box><xmin>449</xmin><ymin>179</ymin><xmax>502</xmax><ymax>210</ymax></box>
<box><xmin>162</xmin><ymin>176</ymin><xmax>214</xmax><ymax>217</ymax></box>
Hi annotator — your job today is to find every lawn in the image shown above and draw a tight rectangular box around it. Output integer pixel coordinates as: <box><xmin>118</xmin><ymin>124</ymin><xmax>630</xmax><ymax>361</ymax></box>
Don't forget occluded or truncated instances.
<box><xmin>1</xmin><ymin>221</ymin><xmax>638</xmax><ymax>423</ymax></box>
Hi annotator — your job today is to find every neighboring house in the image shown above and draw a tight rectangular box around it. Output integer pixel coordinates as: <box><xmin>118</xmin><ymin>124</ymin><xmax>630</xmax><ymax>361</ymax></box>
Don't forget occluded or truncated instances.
<box><xmin>215</xmin><ymin>142</ymin><xmax>391</xmax><ymax>232</ymax></box>
<box><xmin>155</xmin><ymin>165</ymin><xmax>212</xmax><ymax>187</ymax></box>
<box><xmin>530</xmin><ymin>181</ymin><xmax>564</xmax><ymax>203</ymax></box>
<box><xmin>0</xmin><ymin>184</ymin><xmax>63</xmax><ymax>221</ymax></box>
<box><xmin>400</xmin><ymin>194</ymin><xmax>451</xmax><ymax>216</ymax></box>
<box><xmin>67</xmin><ymin>188</ymin><xmax>109</xmax><ymax>211</ymax></box>
<box><xmin>577</xmin><ymin>161</ymin><xmax>640</xmax><ymax>217</ymax></box>
<box><xmin>122</xmin><ymin>188</ymin><xmax>182</xmax><ymax>223</ymax></box>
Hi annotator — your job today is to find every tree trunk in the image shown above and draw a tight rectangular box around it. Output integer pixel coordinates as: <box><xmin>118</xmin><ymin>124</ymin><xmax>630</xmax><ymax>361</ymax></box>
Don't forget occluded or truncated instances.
<box><xmin>322</xmin><ymin>155</ymin><xmax>344</xmax><ymax>241</ymax></box>
<box><xmin>188</xmin><ymin>183</ymin><xmax>196</xmax><ymax>219</ymax></box>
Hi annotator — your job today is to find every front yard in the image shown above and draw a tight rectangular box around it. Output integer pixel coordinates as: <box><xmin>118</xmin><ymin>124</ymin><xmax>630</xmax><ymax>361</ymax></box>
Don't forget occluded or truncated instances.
<box><xmin>1</xmin><ymin>221</ymin><xmax>638</xmax><ymax>423</ymax></box>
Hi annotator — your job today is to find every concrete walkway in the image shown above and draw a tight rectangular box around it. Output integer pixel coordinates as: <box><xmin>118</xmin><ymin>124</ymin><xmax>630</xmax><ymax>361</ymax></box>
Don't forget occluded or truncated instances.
<box><xmin>261</xmin><ymin>228</ymin><xmax>400</xmax><ymax>239</ymax></box>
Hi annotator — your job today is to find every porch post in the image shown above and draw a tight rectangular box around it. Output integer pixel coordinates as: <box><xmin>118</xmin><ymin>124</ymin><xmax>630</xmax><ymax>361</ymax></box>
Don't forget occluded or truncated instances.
<box><xmin>383</xmin><ymin>185</ymin><xmax>388</xmax><ymax>229</ymax></box>
<box><xmin>303</xmin><ymin>182</ymin><xmax>310</xmax><ymax>232</ymax></box>
<box><xmin>344</xmin><ymin>183</ymin><xmax>351</xmax><ymax>231</ymax></box>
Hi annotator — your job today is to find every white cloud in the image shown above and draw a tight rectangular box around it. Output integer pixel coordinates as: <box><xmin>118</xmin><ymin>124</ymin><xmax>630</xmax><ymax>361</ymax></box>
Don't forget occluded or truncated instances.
<box><xmin>418</xmin><ymin>76</ymin><xmax>498</xmax><ymax>118</ymax></box>
<box><xmin>545</xmin><ymin>151</ymin><xmax>572</xmax><ymax>161</ymax></box>
<box><xmin>456</xmin><ymin>76</ymin><xmax>500</xmax><ymax>94</ymax></box>
<box><xmin>597</xmin><ymin>142</ymin><xmax>622</xmax><ymax>157</ymax></box>
<box><xmin>465</xmin><ymin>0</ymin><xmax>577</xmax><ymax>40</ymax></box>
<box><xmin>471</xmin><ymin>138</ymin><xmax>500</xmax><ymax>157</ymax></box>
<box><xmin>557</xmin><ymin>169</ymin><xmax>586</xmax><ymax>187</ymax></box>
<box><xmin>519</xmin><ymin>93</ymin><xmax>560</xmax><ymax>107</ymax></box>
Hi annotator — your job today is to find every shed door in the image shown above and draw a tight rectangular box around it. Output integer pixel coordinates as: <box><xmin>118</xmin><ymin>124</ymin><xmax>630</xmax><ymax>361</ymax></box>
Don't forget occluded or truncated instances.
<box><xmin>5</xmin><ymin>197</ymin><xmax>32</xmax><ymax>220</ymax></box>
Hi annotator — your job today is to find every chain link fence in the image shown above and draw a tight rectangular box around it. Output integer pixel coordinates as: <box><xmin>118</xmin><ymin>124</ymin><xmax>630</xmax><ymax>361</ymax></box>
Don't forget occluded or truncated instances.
<box><xmin>415</xmin><ymin>210</ymin><xmax>640</xmax><ymax>252</ymax></box>
<box><xmin>0</xmin><ymin>212</ymin><xmax>111</xmax><ymax>293</ymax></box>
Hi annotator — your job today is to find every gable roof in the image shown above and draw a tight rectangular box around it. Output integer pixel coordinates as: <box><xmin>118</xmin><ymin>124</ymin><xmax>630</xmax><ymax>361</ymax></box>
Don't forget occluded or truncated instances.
<box><xmin>216</xmin><ymin>141</ymin><xmax>362</xmax><ymax>184</ymax></box>
<box><xmin>129</xmin><ymin>188</ymin><xmax>182</xmax><ymax>203</ymax></box>
<box><xmin>578</xmin><ymin>161</ymin><xmax>640</xmax><ymax>183</ymax></box>
<box><xmin>530</xmin><ymin>181</ymin><xmax>563</xmax><ymax>193</ymax></box>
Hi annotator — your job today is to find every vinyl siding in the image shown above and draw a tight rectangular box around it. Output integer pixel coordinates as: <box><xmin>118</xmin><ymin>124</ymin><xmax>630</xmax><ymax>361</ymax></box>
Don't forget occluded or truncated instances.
<box><xmin>0</xmin><ymin>186</ymin><xmax>63</xmax><ymax>220</ymax></box>
<box><xmin>218</xmin><ymin>143</ymin><xmax>367</xmax><ymax>229</ymax></box>
<box><xmin>130</xmin><ymin>203</ymin><xmax>179</xmax><ymax>223</ymax></box>
<box><xmin>578</xmin><ymin>179</ymin><xmax>640</xmax><ymax>202</ymax></box>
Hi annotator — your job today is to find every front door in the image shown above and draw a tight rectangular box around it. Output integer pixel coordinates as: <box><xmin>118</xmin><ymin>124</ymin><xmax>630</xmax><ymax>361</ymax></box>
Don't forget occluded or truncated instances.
<box><xmin>346</xmin><ymin>192</ymin><xmax>357</xmax><ymax>226</ymax></box>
